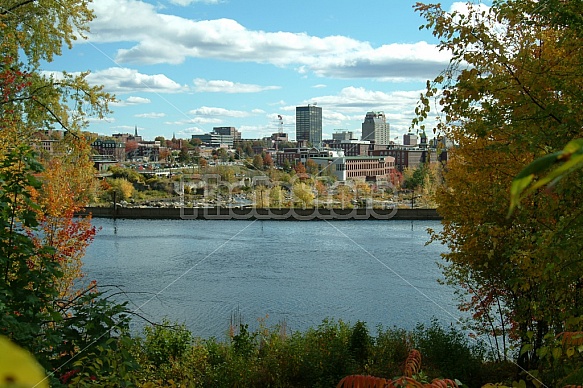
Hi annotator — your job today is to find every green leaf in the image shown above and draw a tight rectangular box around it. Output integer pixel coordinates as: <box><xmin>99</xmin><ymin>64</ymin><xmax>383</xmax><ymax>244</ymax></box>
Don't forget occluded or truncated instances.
<box><xmin>520</xmin><ymin>343</ymin><xmax>533</xmax><ymax>355</ymax></box>
<box><xmin>508</xmin><ymin>138</ymin><xmax>583</xmax><ymax>216</ymax></box>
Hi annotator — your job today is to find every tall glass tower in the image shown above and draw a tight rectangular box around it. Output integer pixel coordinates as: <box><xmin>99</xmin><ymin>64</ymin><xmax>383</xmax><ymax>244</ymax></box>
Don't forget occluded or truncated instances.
<box><xmin>296</xmin><ymin>105</ymin><xmax>322</xmax><ymax>148</ymax></box>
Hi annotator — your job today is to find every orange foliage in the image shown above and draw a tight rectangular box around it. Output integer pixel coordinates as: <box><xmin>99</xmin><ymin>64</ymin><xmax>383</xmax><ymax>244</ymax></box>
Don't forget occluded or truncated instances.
<box><xmin>558</xmin><ymin>331</ymin><xmax>583</xmax><ymax>347</ymax></box>
<box><xmin>337</xmin><ymin>350</ymin><xmax>459</xmax><ymax>388</ymax></box>
<box><xmin>336</xmin><ymin>375</ymin><xmax>391</xmax><ymax>387</ymax></box>
<box><xmin>403</xmin><ymin>349</ymin><xmax>422</xmax><ymax>377</ymax></box>
<box><xmin>29</xmin><ymin>137</ymin><xmax>98</xmax><ymax>299</ymax></box>
<box><xmin>294</xmin><ymin>161</ymin><xmax>306</xmax><ymax>175</ymax></box>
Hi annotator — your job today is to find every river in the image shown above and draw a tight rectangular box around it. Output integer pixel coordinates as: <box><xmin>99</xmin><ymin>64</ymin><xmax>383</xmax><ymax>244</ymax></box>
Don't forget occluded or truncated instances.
<box><xmin>83</xmin><ymin>218</ymin><xmax>460</xmax><ymax>339</ymax></box>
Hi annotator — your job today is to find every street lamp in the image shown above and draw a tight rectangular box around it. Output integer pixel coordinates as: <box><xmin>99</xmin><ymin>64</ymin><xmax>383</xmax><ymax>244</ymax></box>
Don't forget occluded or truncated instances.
<box><xmin>411</xmin><ymin>188</ymin><xmax>416</xmax><ymax>209</ymax></box>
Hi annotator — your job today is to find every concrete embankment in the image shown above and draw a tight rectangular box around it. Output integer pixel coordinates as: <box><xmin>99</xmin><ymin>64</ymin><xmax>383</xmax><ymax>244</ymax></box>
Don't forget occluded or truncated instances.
<box><xmin>79</xmin><ymin>206</ymin><xmax>441</xmax><ymax>220</ymax></box>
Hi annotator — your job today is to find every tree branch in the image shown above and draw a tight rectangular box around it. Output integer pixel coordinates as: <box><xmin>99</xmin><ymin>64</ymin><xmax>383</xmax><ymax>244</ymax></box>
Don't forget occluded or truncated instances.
<box><xmin>0</xmin><ymin>0</ymin><xmax>36</xmax><ymax>16</ymax></box>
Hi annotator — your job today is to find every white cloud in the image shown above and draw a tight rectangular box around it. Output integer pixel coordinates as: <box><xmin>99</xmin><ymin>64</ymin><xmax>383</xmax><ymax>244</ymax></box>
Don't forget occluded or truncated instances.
<box><xmin>87</xmin><ymin>116</ymin><xmax>115</xmax><ymax>123</ymax></box>
<box><xmin>135</xmin><ymin>112</ymin><xmax>166</xmax><ymax>118</ymax></box>
<box><xmin>87</xmin><ymin>67</ymin><xmax>187</xmax><ymax>93</ymax></box>
<box><xmin>87</xmin><ymin>0</ymin><xmax>451</xmax><ymax>81</ymax></box>
<box><xmin>112</xmin><ymin>96</ymin><xmax>151</xmax><ymax>106</ymax></box>
<box><xmin>188</xmin><ymin>106</ymin><xmax>252</xmax><ymax>118</ymax></box>
<box><xmin>166</xmin><ymin>117</ymin><xmax>223</xmax><ymax>125</ymax></box>
<box><xmin>307</xmin><ymin>41</ymin><xmax>451</xmax><ymax>80</ymax></box>
<box><xmin>177</xmin><ymin>127</ymin><xmax>205</xmax><ymax>135</ymax></box>
<box><xmin>193</xmin><ymin>78</ymin><xmax>280</xmax><ymax>93</ymax></box>
<box><xmin>298</xmin><ymin>87</ymin><xmax>437</xmax><ymax>135</ymax></box>
<box><xmin>238</xmin><ymin>124</ymin><xmax>273</xmax><ymax>139</ymax></box>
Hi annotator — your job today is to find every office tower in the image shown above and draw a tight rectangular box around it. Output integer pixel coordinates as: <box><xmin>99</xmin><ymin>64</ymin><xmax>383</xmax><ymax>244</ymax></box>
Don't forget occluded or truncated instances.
<box><xmin>296</xmin><ymin>104</ymin><xmax>322</xmax><ymax>148</ymax></box>
<box><xmin>361</xmin><ymin>111</ymin><xmax>390</xmax><ymax>145</ymax></box>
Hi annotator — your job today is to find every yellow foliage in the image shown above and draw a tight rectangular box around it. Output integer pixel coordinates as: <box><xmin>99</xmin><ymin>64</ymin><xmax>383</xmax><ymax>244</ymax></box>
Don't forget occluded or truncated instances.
<box><xmin>293</xmin><ymin>182</ymin><xmax>314</xmax><ymax>208</ymax></box>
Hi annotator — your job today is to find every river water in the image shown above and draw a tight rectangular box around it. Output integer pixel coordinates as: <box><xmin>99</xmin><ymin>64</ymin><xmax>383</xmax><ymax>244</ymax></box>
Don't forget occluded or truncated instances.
<box><xmin>83</xmin><ymin>218</ymin><xmax>460</xmax><ymax>339</ymax></box>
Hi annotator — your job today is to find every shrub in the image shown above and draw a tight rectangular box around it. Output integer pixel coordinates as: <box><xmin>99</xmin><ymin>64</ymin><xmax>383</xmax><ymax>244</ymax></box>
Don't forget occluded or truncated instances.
<box><xmin>141</xmin><ymin>320</ymin><xmax>193</xmax><ymax>368</ymax></box>
<box><xmin>349</xmin><ymin>321</ymin><xmax>372</xmax><ymax>367</ymax></box>
<box><xmin>108</xmin><ymin>166</ymin><xmax>144</xmax><ymax>183</ymax></box>
<box><xmin>413</xmin><ymin>319</ymin><xmax>486</xmax><ymax>386</ymax></box>
<box><xmin>106</xmin><ymin>178</ymin><xmax>134</xmax><ymax>201</ymax></box>
<box><xmin>367</xmin><ymin>325</ymin><xmax>412</xmax><ymax>378</ymax></box>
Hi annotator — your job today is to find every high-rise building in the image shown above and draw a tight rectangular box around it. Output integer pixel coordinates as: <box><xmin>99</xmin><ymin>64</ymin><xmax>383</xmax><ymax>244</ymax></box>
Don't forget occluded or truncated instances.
<box><xmin>296</xmin><ymin>105</ymin><xmax>322</xmax><ymax>148</ymax></box>
<box><xmin>361</xmin><ymin>111</ymin><xmax>390</xmax><ymax>145</ymax></box>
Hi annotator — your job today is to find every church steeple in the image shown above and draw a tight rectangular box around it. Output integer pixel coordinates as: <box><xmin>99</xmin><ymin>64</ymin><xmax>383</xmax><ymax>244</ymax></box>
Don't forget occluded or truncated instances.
<box><xmin>134</xmin><ymin>125</ymin><xmax>138</xmax><ymax>137</ymax></box>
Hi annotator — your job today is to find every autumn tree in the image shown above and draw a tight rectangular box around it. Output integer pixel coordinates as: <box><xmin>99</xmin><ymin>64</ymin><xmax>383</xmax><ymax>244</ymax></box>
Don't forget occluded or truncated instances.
<box><xmin>314</xmin><ymin>179</ymin><xmax>328</xmax><ymax>198</ymax></box>
<box><xmin>252</xmin><ymin>154</ymin><xmax>264</xmax><ymax>170</ymax></box>
<box><xmin>292</xmin><ymin>182</ymin><xmax>315</xmax><ymax>208</ymax></box>
<box><xmin>415</xmin><ymin>0</ymin><xmax>583</xmax><ymax>381</ymax></box>
<box><xmin>32</xmin><ymin>138</ymin><xmax>100</xmax><ymax>299</ymax></box>
<box><xmin>294</xmin><ymin>161</ymin><xmax>307</xmax><ymax>175</ymax></box>
<box><xmin>353</xmin><ymin>181</ymin><xmax>372</xmax><ymax>205</ymax></box>
<box><xmin>263</xmin><ymin>152</ymin><xmax>274</xmax><ymax>169</ymax></box>
<box><xmin>402</xmin><ymin>165</ymin><xmax>426</xmax><ymax>191</ymax></box>
<box><xmin>282</xmin><ymin>159</ymin><xmax>292</xmax><ymax>172</ymax></box>
<box><xmin>254</xmin><ymin>185</ymin><xmax>270</xmax><ymax>208</ymax></box>
<box><xmin>305</xmin><ymin>159</ymin><xmax>320</xmax><ymax>175</ymax></box>
<box><xmin>0</xmin><ymin>1</ymin><xmax>133</xmax><ymax>383</ymax></box>
<box><xmin>178</xmin><ymin>145</ymin><xmax>191</xmax><ymax>163</ymax></box>
<box><xmin>158</xmin><ymin>147</ymin><xmax>170</xmax><ymax>163</ymax></box>
<box><xmin>125</xmin><ymin>139</ymin><xmax>139</xmax><ymax>156</ymax></box>
<box><xmin>269</xmin><ymin>185</ymin><xmax>286</xmax><ymax>207</ymax></box>
<box><xmin>1</xmin><ymin>0</ymin><xmax>111</xmax><ymax>297</ymax></box>
<box><xmin>335</xmin><ymin>185</ymin><xmax>354</xmax><ymax>209</ymax></box>
<box><xmin>107</xmin><ymin>178</ymin><xmax>135</xmax><ymax>201</ymax></box>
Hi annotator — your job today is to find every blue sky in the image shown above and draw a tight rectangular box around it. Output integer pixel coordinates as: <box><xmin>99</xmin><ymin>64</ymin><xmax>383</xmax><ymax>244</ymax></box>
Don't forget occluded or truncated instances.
<box><xmin>45</xmin><ymin>0</ymin><xmax>487</xmax><ymax>142</ymax></box>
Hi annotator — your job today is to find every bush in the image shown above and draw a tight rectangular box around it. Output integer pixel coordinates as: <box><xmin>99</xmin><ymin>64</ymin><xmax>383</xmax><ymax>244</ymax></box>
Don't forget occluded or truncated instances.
<box><xmin>141</xmin><ymin>320</ymin><xmax>193</xmax><ymax>367</ymax></box>
<box><xmin>349</xmin><ymin>321</ymin><xmax>372</xmax><ymax>367</ymax></box>
<box><xmin>413</xmin><ymin>319</ymin><xmax>486</xmax><ymax>386</ymax></box>
<box><xmin>368</xmin><ymin>325</ymin><xmax>412</xmax><ymax>378</ymax></box>
<box><xmin>108</xmin><ymin>166</ymin><xmax>144</xmax><ymax>183</ymax></box>
<box><xmin>106</xmin><ymin>178</ymin><xmax>134</xmax><ymax>201</ymax></box>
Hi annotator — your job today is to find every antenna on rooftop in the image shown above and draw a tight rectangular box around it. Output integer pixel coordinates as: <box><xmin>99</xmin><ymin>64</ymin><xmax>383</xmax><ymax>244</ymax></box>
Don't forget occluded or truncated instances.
<box><xmin>277</xmin><ymin>114</ymin><xmax>284</xmax><ymax>133</ymax></box>
<box><xmin>275</xmin><ymin>114</ymin><xmax>284</xmax><ymax>151</ymax></box>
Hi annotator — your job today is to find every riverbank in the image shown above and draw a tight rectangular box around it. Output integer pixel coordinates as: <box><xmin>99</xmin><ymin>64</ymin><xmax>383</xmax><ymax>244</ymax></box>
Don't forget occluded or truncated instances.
<box><xmin>79</xmin><ymin>206</ymin><xmax>441</xmax><ymax>220</ymax></box>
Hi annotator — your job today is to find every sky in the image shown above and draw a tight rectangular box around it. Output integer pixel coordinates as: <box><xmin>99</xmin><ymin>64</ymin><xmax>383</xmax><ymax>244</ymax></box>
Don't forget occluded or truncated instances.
<box><xmin>45</xmin><ymin>0</ymin><xmax>487</xmax><ymax>142</ymax></box>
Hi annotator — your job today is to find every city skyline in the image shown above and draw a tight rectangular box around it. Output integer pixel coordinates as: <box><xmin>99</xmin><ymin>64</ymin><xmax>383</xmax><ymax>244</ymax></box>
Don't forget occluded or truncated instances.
<box><xmin>43</xmin><ymin>0</ymin><xmax>491</xmax><ymax>141</ymax></box>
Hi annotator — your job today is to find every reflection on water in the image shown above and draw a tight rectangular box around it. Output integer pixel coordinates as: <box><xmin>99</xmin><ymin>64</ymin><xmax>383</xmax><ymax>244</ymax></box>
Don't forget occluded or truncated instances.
<box><xmin>83</xmin><ymin>219</ymin><xmax>459</xmax><ymax>339</ymax></box>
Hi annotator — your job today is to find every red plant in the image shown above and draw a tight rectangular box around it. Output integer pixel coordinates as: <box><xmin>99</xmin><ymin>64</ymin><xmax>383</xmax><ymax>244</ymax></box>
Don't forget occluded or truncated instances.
<box><xmin>337</xmin><ymin>350</ymin><xmax>459</xmax><ymax>388</ymax></box>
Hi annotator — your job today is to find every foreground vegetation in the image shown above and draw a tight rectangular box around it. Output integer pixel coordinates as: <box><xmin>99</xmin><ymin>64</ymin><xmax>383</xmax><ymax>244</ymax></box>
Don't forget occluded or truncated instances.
<box><xmin>56</xmin><ymin>318</ymin><xmax>506</xmax><ymax>387</ymax></box>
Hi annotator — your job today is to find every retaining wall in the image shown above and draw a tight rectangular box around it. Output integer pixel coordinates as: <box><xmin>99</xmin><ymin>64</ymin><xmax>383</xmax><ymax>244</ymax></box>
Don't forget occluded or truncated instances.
<box><xmin>79</xmin><ymin>206</ymin><xmax>441</xmax><ymax>221</ymax></box>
